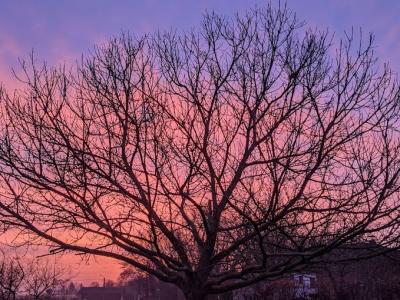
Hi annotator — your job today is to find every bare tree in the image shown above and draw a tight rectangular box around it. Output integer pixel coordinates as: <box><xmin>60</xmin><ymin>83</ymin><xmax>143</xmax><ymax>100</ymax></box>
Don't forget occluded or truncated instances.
<box><xmin>0</xmin><ymin>254</ymin><xmax>24</xmax><ymax>300</ymax></box>
<box><xmin>1</xmin><ymin>3</ymin><xmax>400</xmax><ymax>299</ymax></box>
<box><xmin>23</xmin><ymin>258</ymin><xmax>68</xmax><ymax>300</ymax></box>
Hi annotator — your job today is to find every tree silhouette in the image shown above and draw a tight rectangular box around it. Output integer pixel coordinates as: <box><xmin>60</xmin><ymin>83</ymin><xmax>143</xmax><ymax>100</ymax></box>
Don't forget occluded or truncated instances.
<box><xmin>0</xmin><ymin>254</ymin><xmax>24</xmax><ymax>300</ymax></box>
<box><xmin>23</xmin><ymin>258</ymin><xmax>68</xmax><ymax>300</ymax></box>
<box><xmin>1</xmin><ymin>4</ymin><xmax>400</xmax><ymax>300</ymax></box>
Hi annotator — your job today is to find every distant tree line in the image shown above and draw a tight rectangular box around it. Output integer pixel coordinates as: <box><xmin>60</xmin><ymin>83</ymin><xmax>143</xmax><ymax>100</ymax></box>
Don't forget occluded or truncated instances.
<box><xmin>0</xmin><ymin>252</ymin><xmax>68</xmax><ymax>300</ymax></box>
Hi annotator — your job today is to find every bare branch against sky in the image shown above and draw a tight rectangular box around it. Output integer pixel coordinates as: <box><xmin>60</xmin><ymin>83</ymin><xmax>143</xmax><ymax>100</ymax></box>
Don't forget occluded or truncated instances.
<box><xmin>0</xmin><ymin>3</ymin><xmax>400</xmax><ymax>300</ymax></box>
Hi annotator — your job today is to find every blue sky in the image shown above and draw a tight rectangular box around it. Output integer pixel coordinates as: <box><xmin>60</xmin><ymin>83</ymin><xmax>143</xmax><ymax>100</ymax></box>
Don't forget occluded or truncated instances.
<box><xmin>1</xmin><ymin>0</ymin><xmax>400</xmax><ymax>82</ymax></box>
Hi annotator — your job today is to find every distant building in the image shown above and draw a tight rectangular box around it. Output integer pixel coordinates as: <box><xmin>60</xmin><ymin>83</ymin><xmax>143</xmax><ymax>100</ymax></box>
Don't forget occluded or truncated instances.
<box><xmin>293</xmin><ymin>273</ymin><xmax>317</xmax><ymax>299</ymax></box>
<box><xmin>78</xmin><ymin>287</ymin><xmax>127</xmax><ymax>300</ymax></box>
<box><xmin>78</xmin><ymin>278</ymin><xmax>184</xmax><ymax>300</ymax></box>
<box><xmin>232</xmin><ymin>242</ymin><xmax>400</xmax><ymax>299</ymax></box>
<box><xmin>47</xmin><ymin>281</ymin><xmax>80</xmax><ymax>300</ymax></box>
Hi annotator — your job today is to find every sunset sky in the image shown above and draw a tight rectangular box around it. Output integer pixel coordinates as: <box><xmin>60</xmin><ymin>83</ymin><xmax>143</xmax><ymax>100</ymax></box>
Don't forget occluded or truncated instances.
<box><xmin>1</xmin><ymin>0</ymin><xmax>399</xmax><ymax>285</ymax></box>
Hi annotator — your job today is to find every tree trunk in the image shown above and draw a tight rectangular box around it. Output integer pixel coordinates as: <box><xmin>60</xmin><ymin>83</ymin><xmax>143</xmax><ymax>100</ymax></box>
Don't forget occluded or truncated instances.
<box><xmin>184</xmin><ymin>289</ymin><xmax>207</xmax><ymax>300</ymax></box>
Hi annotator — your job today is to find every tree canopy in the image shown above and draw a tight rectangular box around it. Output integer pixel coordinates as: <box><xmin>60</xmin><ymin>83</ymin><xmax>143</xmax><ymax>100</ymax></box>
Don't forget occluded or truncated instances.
<box><xmin>0</xmin><ymin>4</ymin><xmax>400</xmax><ymax>300</ymax></box>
